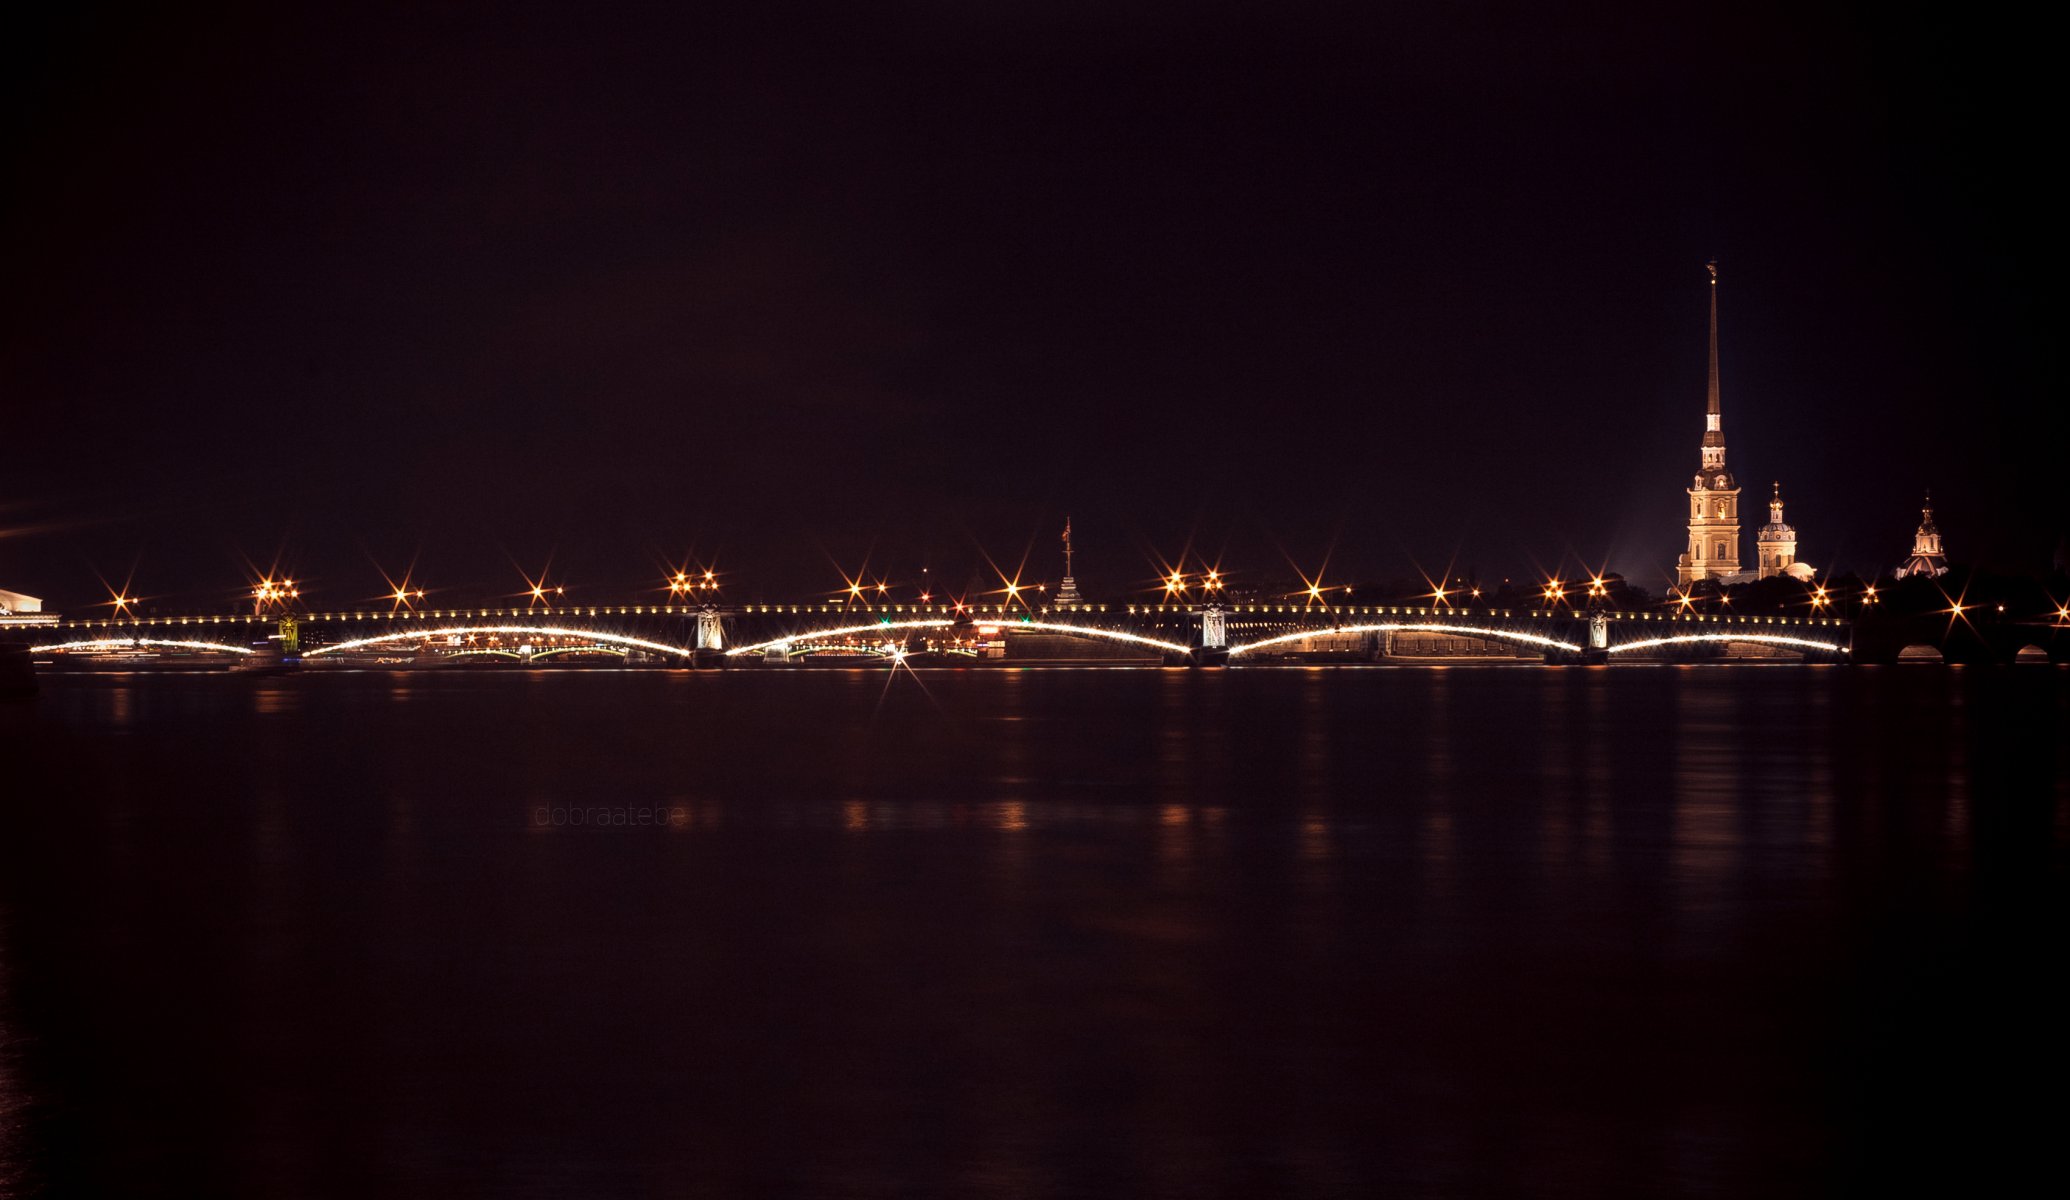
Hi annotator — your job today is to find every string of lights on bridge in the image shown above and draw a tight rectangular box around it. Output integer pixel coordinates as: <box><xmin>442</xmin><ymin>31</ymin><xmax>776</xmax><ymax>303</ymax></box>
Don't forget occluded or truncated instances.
<box><xmin>82</xmin><ymin>563</ymin><xmax>1926</xmax><ymax>621</ymax></box>
<box><xmin>46</xmin><ymin>559</ymin><xmax>2063</xmax><ymax>666</ymax></box>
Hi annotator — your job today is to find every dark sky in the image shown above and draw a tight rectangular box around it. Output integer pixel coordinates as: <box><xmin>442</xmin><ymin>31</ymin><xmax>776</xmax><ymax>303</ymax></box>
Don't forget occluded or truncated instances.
<box><xmin>4</xmin><ymin>2</ymin><xmax>2055</xmax><ymax>610</ymax></box>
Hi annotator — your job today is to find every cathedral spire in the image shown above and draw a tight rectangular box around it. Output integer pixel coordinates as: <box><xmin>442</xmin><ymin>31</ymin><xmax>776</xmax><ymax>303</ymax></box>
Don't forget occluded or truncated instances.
<box><xmin>1703</xmin><ymin>260</ymin><xmax>1723</xmax><ymax>450</ymax></box>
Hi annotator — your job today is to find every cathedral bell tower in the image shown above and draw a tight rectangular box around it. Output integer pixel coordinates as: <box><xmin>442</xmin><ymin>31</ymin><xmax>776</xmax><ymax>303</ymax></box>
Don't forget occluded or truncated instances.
<box><xmin>1676</xmin><ymin>260</ymin><xmax>1742</xmax><ymax>587</ymax></box>
<box><xmin>1755</xmin><ymin>482</ymin><xmax>1797</xmax><ymax>579</ymax></box>
<box><xmin>1896</xmin><ymin>492</ymin><xmax>1950</xmax><ymax>578</ymax></box>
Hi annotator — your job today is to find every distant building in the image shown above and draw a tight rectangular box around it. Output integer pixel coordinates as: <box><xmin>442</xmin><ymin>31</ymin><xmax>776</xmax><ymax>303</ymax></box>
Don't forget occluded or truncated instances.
<box><xmin>1755</xmin><ymin>482</ymin><xmax>1800</xmax><ymax>580</ymax></box>
<box><xmin>1677</xmin><ymin>261</ymin><xmax>1746</xmax><ymax>587</ymax></box>
<box><xmin>1896</xmin><ymin>493</ymin><xmax>1950</xmax><ymax>578</ymax></box>
<box><xmin>0</xmin><ymin>587</ymin><xmax>55</xmax><ymax>627</ymax></box>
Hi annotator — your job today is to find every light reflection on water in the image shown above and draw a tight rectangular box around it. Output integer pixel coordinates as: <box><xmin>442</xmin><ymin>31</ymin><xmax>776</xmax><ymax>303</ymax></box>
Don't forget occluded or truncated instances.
<box><xmin>1</xmin><ymin>665</ymin><xmax>2065</xmax><ymax>1198</ymax></box>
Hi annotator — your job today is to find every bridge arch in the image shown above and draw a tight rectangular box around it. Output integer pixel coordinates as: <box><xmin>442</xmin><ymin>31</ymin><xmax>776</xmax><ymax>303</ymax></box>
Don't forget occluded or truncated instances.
<box><xmin>725</xmin><ymin>618</ymin><xmax>1191</xmax><ymax>659</ymax></box>
<box><xmin>526</xmin><ymin>646</ymin><xmax>628</xmax><ymax>661</ymax></box>
<box><xmin>34</xmin><ymin>637</ymin><xmax>254</xmax><ymax>655</ymax></box>
<box><xmin>1228</xmin><ymin>623</ymin><xmax>1582</xmax><ymax>657</ymax></box>
<box><xmin>981</xmin><ymin>619</ymin><xmax>1190</xmax><ymax>655</ymax></box>
<box><xmin>725</xmin><ymin>619</ymin><xmax>954</xmax><ymax>658</ymax></box>
<box><xmin>1605</xmin><ymin>633</ymin><xmax>1849</xmax><ymax>658</ymax></box>
<box><xmin>305</xmin><ymin>625</ymin><xmax>691</xmax><ymax>659</ymax></box>
<box><xmin>1895</xmin><ymin>644</ymin><xmax>1948</xmax><ymax>663</ymax></box>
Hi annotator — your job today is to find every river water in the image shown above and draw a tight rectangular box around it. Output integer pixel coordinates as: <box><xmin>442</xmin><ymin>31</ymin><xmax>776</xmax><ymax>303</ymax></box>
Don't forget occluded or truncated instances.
<box><xmin>2</xmin><ymin>665</ymin><xmax>2065</xmax><ymax>1197</ymax></box>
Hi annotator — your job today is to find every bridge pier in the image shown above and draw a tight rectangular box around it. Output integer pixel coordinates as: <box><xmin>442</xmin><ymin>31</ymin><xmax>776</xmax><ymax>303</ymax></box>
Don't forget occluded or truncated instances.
<box><xmin>691</xmin><ymin>608</ymin><xmax>728</xmax><ymax>667</ymax></box>
<box><xmin>1188</xmin><ymin>604</ymin><xmax>1229</xmax><ymax>667</ymax></box>
<box><xmin>1580</xmin><ymin>613</ymin><xmax>1609</xmax><ymax>664</ymax></box>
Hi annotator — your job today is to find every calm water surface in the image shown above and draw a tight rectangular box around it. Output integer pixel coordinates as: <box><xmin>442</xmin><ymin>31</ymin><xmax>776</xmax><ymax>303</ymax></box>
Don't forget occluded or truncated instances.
<box><xmin>3</xmin><ymin>666</ymin><xmax>2066</xmax><ymax>1197</ymax></box>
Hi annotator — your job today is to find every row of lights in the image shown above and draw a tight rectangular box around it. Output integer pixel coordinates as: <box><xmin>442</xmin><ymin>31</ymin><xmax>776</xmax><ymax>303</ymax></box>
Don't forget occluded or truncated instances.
<box><xmin>119</xmin><ymin>567</ymin><xmax>2070</xmax><ymax>627</ymax></box>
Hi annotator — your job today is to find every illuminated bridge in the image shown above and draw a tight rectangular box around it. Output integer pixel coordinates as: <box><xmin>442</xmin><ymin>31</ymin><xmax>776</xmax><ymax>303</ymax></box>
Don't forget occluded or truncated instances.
<box><xmin>2</xmin><ymin>601</ymin><xmax>1870</xmax><ymax>665</ymax></box>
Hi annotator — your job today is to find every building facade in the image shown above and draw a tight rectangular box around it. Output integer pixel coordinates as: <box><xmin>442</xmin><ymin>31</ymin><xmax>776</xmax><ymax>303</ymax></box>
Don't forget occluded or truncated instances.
<box><xmin>1677</xmin><ymin>261</ymin><xmax>1743</xmax><ymax>587</ymax></box>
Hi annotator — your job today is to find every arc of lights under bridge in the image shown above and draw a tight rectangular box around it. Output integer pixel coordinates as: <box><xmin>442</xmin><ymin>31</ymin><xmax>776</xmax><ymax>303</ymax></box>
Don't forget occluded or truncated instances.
<box><xmin>726</xmin><ymin>619</ymin><xmax>955</xmax><ymax>657</ymax></box>
<box><xmin>724</xmin><ymin>618</ymin><xmax>1194</xmax><ymax>658</ymax></box>
<box><xmin>1604</xmin><ymin>633</ymin><xmax>1848</xmax><ymax>655</ymax></box>
<box><xmin>989</xmin><ymin>619</ymin><xmax>1192</xmax><ymax>654</ymax></box>
<box><xmin>305</xmin><ymin>626</ymin><xmax>693</xmax><ymax>658</ymax></box>
<box><xmin>35</xmin><ymin>637</ymin><xmax>256</xmax><ymax>655</ymax></box>
<box><xmin>1227</xmin><ymin>624</ymin><xmax>1585</xmax><ymax>656</ymax></box>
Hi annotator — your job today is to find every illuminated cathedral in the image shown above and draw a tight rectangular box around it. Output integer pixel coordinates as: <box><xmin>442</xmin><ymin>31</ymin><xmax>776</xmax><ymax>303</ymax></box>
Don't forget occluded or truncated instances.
<box><xmin>1675</xmin><ymin>262</ymin><xmax>1813</xmax><ymax>588</ymax></box>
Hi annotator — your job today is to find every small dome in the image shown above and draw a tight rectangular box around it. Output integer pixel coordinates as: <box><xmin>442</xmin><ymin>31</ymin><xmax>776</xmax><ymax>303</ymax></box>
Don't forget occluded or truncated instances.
<box><xmin>1782</xmin><ymin>562</ymin><xmax>1817</xmax><ymax>582</ymax></box>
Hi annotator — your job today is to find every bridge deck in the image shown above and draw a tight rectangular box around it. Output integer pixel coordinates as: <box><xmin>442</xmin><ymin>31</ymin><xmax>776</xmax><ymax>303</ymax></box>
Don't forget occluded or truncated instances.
<box><xmin>26</xmin><ymin>603</ymin><xmax>1851</xmax><ymax>635</ymax></box>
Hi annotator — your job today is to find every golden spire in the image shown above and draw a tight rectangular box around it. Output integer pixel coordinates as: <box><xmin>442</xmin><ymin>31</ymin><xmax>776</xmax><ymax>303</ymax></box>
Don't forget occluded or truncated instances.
<box><xmin>1704</xmin><ymin>259</ymin><xmax>1723</xmax><ymax>435</ymax></box>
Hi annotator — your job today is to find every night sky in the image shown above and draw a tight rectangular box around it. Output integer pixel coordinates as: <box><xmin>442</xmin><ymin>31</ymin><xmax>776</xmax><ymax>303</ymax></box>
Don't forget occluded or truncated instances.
<box><xmin>4</xmin><ymin>2</ymin><xmax>2055</xmax><ymax>610</ymax></box>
